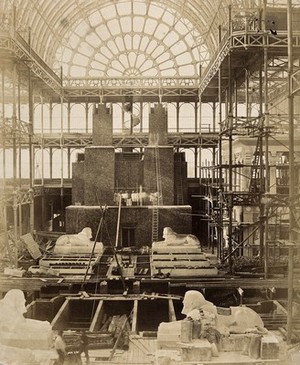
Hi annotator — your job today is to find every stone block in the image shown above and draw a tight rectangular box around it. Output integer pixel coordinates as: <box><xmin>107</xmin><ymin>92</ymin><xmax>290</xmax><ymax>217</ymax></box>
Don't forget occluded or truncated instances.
<box><xmin>0</xmin><ymin>328</ymin><xmax>53</xmax><ymax>350</ymax></box>
<box><xmin>157</xmin><ymin>334</ymin><xmax>181</xmax><ymax>349</ymax></box>
<box><xmin>248</xmin><ymin>334</ymin><xmax>262</xmax><ymax>359</ymax></box>
<box><xmin>181</xmin><ymin>339</ymin><xmax>212</xmax><ymax>362</ymax></box>
<box><xmin>260</xmin><ymin>335</ymin><xmax>279</xmax><ymax>360</ymax></box>
<box><xmin>156</xmin><ymin>349</ymin><xmax>181</xmax><ymax>365</ymax></box>
<box><xmin>157</xmin><ymin>321</ymin><xmax>181</xmax><ymax>349</ymax></box>
<box><xmin>220</xmin><ymin>334</ymin><xmax>251</xmax><ymax>353</ymax></box>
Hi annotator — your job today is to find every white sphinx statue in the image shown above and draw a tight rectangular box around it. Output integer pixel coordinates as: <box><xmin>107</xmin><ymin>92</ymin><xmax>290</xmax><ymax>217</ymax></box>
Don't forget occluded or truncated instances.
<box><xmin>0</xmin><ymin>289</ymin><xmax>54</xmax><ymax>364</ymax></box>
<box><xmin>0</xmin><ymin>289</ymin><xmax>53</xmax><ymax>349</ymax></box>
<box><xmin>54</xmin><ymin>227</ymin><xmax>103</xmax><ymax>255</ymax></box>
<box><xmin>153</xmin><ymin>227</ymin><xmax>201</xmax><ymax>248</ymax></box>
<box><xmin>181</xmin><ymin>290</ymin><xmax>265</xmax><ymax>335</ymax></box>
<box><xmin>157</xmin><ymin>290</ymin><xmax>267</xmax><ymax>353</ymax></box>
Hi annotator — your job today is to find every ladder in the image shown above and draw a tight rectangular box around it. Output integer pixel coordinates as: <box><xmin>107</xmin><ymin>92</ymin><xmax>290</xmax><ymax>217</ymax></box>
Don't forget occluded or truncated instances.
<box><xmin>152</xmin><ymin>206</ymin><xmax>159</xmax><ymax>242</ymax></box>
<box><xmin>152</xmin><ymin>146</ymin><xmax>163</xmax><ymax>242</ymax></box>
<box><xmin>154</xmin><ymin>146</ymin><xmax>163</xmax><ymax>205</ymax></box>
<box><xmin>176</xmin><ymin>155</ymin><xmax>184</xmax><ymax>205</ymax></box>
<box><xmin>249</xmin><ymin>137</ymin><xmax>264</xmax><ymax>195</ymax></box>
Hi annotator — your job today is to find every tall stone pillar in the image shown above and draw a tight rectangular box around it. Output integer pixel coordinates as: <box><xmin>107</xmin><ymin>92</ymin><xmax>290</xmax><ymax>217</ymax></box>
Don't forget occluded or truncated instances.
<box><xmin>144</xmin><ymin>104</ymin><xmax>174</xmax><ymax>205</ymax></box>
<box><xmin>84</xmin><ymin>103</ymin><xmax>115</xmax><ymax>205</ymax></box>
<box><xmin>144</xmin><ymin>147</ymin><xmax>174</xmax><ymax>205</ymax></box>
<box><xmin>72</xmin><ymin>161</ymin><xmax>85</xmax><ymax>205</ymax></box>
<box><xmin>84</xmin><ymin>147</ymin><xmax>115</xmax><ymax>205</ymax></box>
<box><xmin>148</xmin><ymin>103</ymin><xmax>168</xmax><ymax>145</ymax></box>
<box><xmin>93</xmin><ymin>104</ymin><xmax>113</xmax><ymax>146</ymax></box>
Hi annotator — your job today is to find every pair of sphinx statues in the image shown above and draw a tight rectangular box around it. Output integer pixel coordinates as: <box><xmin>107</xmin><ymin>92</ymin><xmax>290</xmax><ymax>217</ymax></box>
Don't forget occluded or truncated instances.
<box><xmin>0</xmin><ymin>288</ymin><xmax>267</xmax><ymax>363</ymax></box>
<box><xmin>56</xmin><ymin>226</ymin><xmax>199</xmax><ymax>252</ymax></box>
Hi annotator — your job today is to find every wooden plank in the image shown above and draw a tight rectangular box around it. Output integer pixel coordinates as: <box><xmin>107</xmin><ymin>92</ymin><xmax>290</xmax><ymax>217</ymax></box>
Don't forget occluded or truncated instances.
<box><xmin>152</xmin><ymin>246</ymin><xmax>203</xmax><ymax>254</ymax></box>
<box><xmin>168</xmin><ymin>298</ymin><xmax>177</xmax><ymax>322</ymax></box>
<box><xmin>132</xmin><ymin>299</ymin><xmax>138</xmax><ymax>334</ymax></box>
<box><xmin>20</xmin><ymin>233</ymin><xmax>42</xmax><ymax>259</ymax></box>
<box><xmin>51</xmin><ymin>298</ymin><xmax>69</xmax><ymax>329</ymax></box>
<box><xmin>152</xmin><ymin>259</ymin><xmax>211</xmax><ymax>267</ymax></box>
<box><xmin>152</xmin><ymin>266</ymin><xmax>218</xmax><ymax>277</ymax></box>
<box><xmin>152</xmin><ymin>253</ymin><xmax>206</xmax><ymax>260</ymax></box>
<box><xmin>108</xmin><ymin>315</ymin><xmax>130</xmax><ymax>361</ymax></box>
<box><xmin>89</xmin><ymin>300</ymin><xmax>104</xmax><ymax>332</ymax></box>
<box><xmin>129</xmin><ymin>338</ymin><xmax>150</xmax><ymax>355</ymax></box>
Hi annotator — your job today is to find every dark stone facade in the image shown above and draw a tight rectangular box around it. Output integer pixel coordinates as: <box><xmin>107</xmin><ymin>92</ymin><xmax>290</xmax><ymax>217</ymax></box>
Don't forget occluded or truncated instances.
<box><xmin>68</xmin><ymin>103</ymin><xmax>193</xmax><ymax>247</ymax></box>
<box><xmin>66</xmin><ymin>205</ymin><xmax>192</xmax><ymax>247</ymax></box>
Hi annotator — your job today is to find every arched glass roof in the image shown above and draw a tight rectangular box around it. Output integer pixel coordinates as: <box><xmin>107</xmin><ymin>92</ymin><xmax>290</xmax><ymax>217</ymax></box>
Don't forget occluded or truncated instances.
<box><xmin>1</xmin><ymin>0</ymin><xmax>296</xmax><ymax>79</ymax></box>
<box><xmin>54</xmin><ymin>1</ymin><xmax>206</xmax><ymax>78</ymax></box>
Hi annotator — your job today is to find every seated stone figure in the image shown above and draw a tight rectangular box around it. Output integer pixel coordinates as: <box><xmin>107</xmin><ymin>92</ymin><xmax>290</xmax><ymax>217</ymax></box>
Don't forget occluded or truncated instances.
<box><xmin>54</xmin><ymin>227</ymin><xmax>103</xmax><ymax>254</ymax></box>
<box><xmin>0</xmin><ymin>289</ymin><xmax>53</xmax><ymax>350</ymax></box>
<box><xmin>156</xmin><ymin>227</ymin><xmax>201</xmax><ymax>247</ymax></box>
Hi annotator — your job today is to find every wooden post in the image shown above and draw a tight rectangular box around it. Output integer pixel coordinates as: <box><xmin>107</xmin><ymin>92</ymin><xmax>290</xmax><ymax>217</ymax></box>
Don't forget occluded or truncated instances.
<box><xmin>287</xmin><ymin>0</ymin><xmax>295</xmax><ymax>345</ymax></box>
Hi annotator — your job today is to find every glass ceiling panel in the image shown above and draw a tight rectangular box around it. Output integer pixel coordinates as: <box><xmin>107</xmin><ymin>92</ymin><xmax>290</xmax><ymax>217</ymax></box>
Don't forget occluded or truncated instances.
<box><xmin>55</xmin><ymin>1</ymin><xmax>206</xmax><ymax>78</ymax></box>
<box><xmin>2</xmin><ymin>0</ymin><xmax>300</xmax><ymax>80</ymax></box>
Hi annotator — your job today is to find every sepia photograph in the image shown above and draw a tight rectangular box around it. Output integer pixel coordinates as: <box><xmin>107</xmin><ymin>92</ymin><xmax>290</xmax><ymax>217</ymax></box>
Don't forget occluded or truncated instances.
<box><xmin>0</xmin><ymin>0</ymin><xmax>299</xmax><ymax>364</ymax></box>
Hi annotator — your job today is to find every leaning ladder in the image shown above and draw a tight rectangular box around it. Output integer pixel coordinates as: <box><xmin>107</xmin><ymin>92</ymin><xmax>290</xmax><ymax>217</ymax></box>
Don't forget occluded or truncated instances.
<box><xmin>249</xmin><ymin>137</ymin><xmax>263</xmax><ymax>194</ymax></box>
<box><xmin>152</xmin><ymin>207</ymin><xmax>159</xmax><ymax>242</ymax></box>
<box><xmin>177</xmin><ymin>155</ymin><xmax>184</xmax><ymax>205</ymax></box>
<box><xmin>155</xmin><ymin>146</ymin><xmax>163</xmax><ymax>205</ymax></box>
<box><xmin>152</xmin><ymin>146</ymin><xmax>163</xmax><ymax>242</ymax></box>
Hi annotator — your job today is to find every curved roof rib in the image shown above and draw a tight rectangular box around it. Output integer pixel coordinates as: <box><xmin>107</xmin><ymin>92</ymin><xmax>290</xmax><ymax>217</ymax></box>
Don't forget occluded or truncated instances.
<box><xmin>2</xmin><ymin>0</ymin><xmax>295</xmax><ymax>79</ymax></box>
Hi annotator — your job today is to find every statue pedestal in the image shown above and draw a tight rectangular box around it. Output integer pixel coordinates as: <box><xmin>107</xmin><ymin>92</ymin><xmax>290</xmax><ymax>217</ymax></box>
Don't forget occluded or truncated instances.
<box><xmin>157</xmin><ymin>321</ymin><xmax>181</xmax><ymax>349</ymax></box>
<box><xmin>0</xmin><ymin>344</ymin><xmax>56</xmax><ymax>365</ymax></box>
<box><xmin>220</xmin><ymin>333</ymin><xmax>252</xmax><ymax>353</ymax></box>
<box><xmin>156</xmin><ymin>349</ymin><xmax>181</xmax><ymax>365</ymax></box>
<box><xmin>0</xmin><ymin>326</ymin><xmax>53</xmax><ymax>349</ymax></box>
<box><xmin>261</xmin><ymin>335</ymin><xmax>279</xmax><ymax>360</ymax></box>
<box><xmin>181</xmin><ymin>339</ymin><xmax>212</xmax><ymax>362</ymax></box>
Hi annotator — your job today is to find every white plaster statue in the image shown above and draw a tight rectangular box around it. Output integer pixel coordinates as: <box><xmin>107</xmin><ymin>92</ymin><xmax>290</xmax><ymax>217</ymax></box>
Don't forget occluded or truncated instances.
<box><xmin>157</xmin><ymin>227</ymin><xmax>201</xmax><ymax>247</ymax></box>
<box><xmin>54</xmin><ymin>227</ymin><xmax>103</xmax><ymax>254</ymax></box>
<box><xmin>157</xmin><ymin>290</ymin><xmax>266</xmax><ymax>347</ymax></box>
<box><xmin>183</xmin><ymin>290</ymin><xmax>265</xmax><ymax>335</ymax></box>
<box><xmin>182</xmin><ymin>290</ymin><xmax>217</xmax><ymax>317</ymax></box>
<box><xmin>0</xmin><ymin>289</ymin><xmax>53</xmax><ymax>351</ymax></box>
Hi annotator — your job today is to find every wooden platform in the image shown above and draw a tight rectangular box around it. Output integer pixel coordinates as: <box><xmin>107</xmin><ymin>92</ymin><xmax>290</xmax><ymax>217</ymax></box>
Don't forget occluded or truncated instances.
<box><xmin>106</xmin><ymin>254</ymin><xmax>137</xmax><ymax>278</ymax></box>
<box><xmin>77</xmin><ymin>336</ymin><xmax>283</xmax><ymax>364</ymax></box>
<box><xmin>0</xmin><ymin>276</ymin><xmax>292</xmax><ymax>294</ymax></box>
<box><xmin>151</xmin><ymin>249</ymin><xmax>218</xmax><ymax>278</ymax></box>
<box><xmin>151</xmin><ymin>263</ymin><xmax>218</xmax><ymax>277</ymax></box>
<box><xmin>37</xmin><ymin>254</ymin><xmax>101</xmax><ymax>276</ymax></box>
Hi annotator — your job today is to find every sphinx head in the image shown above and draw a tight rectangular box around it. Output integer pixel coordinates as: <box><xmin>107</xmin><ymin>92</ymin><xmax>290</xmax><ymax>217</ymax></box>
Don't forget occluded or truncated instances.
<box><xmin>80</xmin><ymin>227</ymin><xmax>92</xmax><ymax>240</ymax></box>
<box><xmin>3</xmin><ymin>289</ymin><xmax>27</xmax><ymax>316</ymax></box>
<box><xmin>182</xmin><ymin>290</ymin><xmax>206</xmax><ymax>315</ymax></box>
<box><xmin>163</xmin><ymin>227</ymin><xmax>174</xmax><ymax>240</ymax></box>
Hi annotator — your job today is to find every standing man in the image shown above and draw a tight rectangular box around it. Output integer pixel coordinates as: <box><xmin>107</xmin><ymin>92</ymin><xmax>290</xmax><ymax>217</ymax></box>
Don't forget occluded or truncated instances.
<box><xmin>54</xmin><ymin>330</ymin><xmax>66</xmax><ymax>365</ymax></box>
<box><xmin>79</xmin><ymin>330</ymin><xmax>90</xmax><ymax>364</ymax></box>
